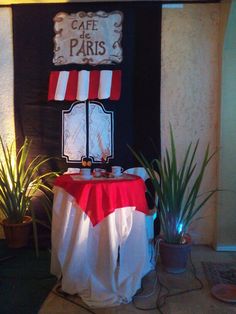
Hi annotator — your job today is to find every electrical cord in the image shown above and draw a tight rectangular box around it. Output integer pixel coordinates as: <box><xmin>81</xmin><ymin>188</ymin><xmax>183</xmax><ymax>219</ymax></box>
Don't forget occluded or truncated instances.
<box><xmin>52</xmin><ymin>283</ymin><xmax>97</xmax><ymax>314</ymax></box>
<box><xmin>132</xmin><ymin>239</ymin><xmax>204</xmax><ymax>313</ymax></box>
<box><xmin>132</xmin><ymin>238</ymin><xmax>164</xmax><ymax>313</ymax></box>
<box><xmin>133</xmin><ymin>269</ymin><xmax>165</xmax><ymax>314</ymax></box>
<box><xmin>51</xmin><ymin>240</ymin><xmax>203</xmax><ymax>314</ymax></box>
<box><xmin>134</xmin><ymin>270</ymin><xmax>159</xmax><ymax>299</ymax></box>
<box><xmin>155</xmin><ymin>252</ymin><xmax>203</xmax><ymax>312</ymax></box>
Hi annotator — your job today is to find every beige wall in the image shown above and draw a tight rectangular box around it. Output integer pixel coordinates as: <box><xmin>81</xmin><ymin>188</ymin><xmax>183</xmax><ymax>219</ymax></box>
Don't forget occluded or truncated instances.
<box><xmin>0</xmin><ymin>4</ymin><xmax>223</xmax><ymax>244</ymax></box>
<box><xmin>0</xmin><ymin>7</ymin><xmax>14</xmax><ymax>237</ymax></box>
<box><xmin>0</xmin><ymin>8</ymin><xmax>14</xmax><ymax>144</ymax></box>
<box><xmin>161</xmin><ymin>4</ymin><xmax>221</xmax><ymax>244</ymax></box>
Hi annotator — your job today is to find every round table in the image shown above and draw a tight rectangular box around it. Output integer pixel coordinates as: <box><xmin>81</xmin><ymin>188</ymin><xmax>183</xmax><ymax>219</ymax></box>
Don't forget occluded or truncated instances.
<box><xmin>51</xmin><ymin>173</ymin><xmax>153</xmax><ymax>307</ymax></box>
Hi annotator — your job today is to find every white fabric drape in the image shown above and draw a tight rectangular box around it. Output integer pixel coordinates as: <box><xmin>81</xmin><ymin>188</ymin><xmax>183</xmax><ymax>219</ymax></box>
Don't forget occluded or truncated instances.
<box><xmin>51</xmin><ymin>187</ymin><xmax>153</xmax><ymax>308</ymax></box>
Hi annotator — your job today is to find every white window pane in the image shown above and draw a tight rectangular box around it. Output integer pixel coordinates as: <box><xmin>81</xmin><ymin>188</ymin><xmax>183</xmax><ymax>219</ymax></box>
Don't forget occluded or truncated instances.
<box><xmin>88</xmin><ymin>102</ymin><xmax>113</xmax><ymax>162</ymax></box>
<box><xmin>62</xmin><ymin>102</ymin><xmax>87</xmax><ymax>161</ymax></box>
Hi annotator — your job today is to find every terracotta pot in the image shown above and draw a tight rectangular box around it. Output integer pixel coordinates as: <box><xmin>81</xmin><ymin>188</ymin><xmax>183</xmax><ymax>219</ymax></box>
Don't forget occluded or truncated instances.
<box><xmin>159</xmin><ymin>237</ymin><xmax>192</xmax><ymax>274</ymax></box>
<box><xmin>2</xmin><ymin>216</ymin><xmax>32</xmax><ymax>248</ymax></box>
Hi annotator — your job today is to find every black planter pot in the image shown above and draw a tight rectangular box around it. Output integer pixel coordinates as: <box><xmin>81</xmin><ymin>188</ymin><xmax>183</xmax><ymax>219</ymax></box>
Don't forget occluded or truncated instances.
<box><xmin>159</xmin><ymin>238</ymin><xmax>192</xmax><ymax>274</ymax></box>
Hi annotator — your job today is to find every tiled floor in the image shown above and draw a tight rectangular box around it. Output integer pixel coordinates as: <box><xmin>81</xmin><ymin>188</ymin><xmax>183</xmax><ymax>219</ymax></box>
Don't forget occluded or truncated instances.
<box><xmin>39</xmin><ymin>245</ymin><xmax>236</xmax><ymax>314</ymax></box>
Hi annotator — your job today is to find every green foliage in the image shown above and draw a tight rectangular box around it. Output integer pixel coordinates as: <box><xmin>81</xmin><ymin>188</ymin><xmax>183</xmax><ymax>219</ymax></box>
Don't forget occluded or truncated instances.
<box><xmin>0</xmin><ymin>137</ymin><xmax>58</xmax><ymax>254</ymax></box>
<box><xmin>129</xmin><ymin>125</ymin><xmax>217</xmax><ymax>244</ymax></box>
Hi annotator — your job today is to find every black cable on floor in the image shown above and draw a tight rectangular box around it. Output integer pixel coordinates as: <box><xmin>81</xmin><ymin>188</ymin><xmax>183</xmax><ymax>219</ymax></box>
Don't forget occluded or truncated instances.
<box><xmin>132</xmin><ymin>251</ymin><xmax>204</xmax><ymax>313</ymax></box>
<box><xmin>52</xmin><ymin>284</ymin><xmax>97</xmax><ymax>314</ymax></box>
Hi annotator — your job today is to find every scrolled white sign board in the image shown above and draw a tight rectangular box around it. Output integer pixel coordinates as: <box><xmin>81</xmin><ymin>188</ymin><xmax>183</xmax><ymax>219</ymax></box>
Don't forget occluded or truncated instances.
<box><xmin>53</xmin><ymin>11</ymin><xmax>123</xmax><ymax>65</ymax></box>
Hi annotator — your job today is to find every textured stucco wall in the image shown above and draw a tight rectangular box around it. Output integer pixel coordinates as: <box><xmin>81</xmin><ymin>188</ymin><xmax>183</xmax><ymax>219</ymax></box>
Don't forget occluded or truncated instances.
<box><xmin>0</xmin><ymin>8</ymin><xmax>14</xmax><ymax>142</ymax></box>
<box><xmin>0</xmin><ymin>8</ymin><xmax>14</xmax><ymax>237</ymax></box>
<box><xmin>161</xmin><ymin>4</ymin><xmax>220</xmax><ymax>244</ymax></box>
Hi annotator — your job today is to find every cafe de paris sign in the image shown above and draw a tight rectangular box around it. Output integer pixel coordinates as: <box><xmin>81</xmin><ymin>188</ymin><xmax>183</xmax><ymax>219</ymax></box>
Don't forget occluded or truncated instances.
<box><xmin>53</xmin><ymin>11</ymin><xmax>123</xmax><ymax>66</ymax></box>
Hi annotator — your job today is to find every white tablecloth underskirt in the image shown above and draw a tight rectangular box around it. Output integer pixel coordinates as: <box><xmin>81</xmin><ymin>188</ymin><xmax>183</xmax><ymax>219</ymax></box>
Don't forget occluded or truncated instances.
<box><xmin>51</xmin><ymin>187</ymin><xmax>154</xmax><ymax>307</ymax></box>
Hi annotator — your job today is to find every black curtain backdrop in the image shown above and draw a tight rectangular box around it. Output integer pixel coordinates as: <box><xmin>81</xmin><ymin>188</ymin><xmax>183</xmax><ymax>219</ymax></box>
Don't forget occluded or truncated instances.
<box><xmin>12</xmin><ymin>2</ymin><xmax>161</xmax><ymax>171</ymax></box>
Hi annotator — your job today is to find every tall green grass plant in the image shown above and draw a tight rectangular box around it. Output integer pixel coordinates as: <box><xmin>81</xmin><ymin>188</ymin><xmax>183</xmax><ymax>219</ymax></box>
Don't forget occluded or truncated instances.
<box><xmin>0</xmin><ymin>137</ymin><xmax>58</xmax><ymax>254</ymax></box>
<box><xmin>129</xmin><ymin>125</ymin><xmax>217</xmax><ymax>244</ymax></box>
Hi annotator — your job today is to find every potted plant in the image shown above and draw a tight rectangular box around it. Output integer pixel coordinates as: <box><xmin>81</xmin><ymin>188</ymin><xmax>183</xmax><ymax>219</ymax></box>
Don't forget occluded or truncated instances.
<box><xmin>129</xmin><ymin>125</ymin><xmax>217</xmax><ymax>273</ymax></box>
<box><xmin>0</xmin><ymin>136</ymin><xmax>58</xmax><ymax>254</ymax></box>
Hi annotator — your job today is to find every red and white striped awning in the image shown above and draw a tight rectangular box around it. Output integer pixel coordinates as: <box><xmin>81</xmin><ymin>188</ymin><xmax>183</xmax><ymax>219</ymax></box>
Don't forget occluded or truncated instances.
<box><xmin>48</xmin><ymin>70</ymin><xmax>121</xmax><ymax>101</ymax></box>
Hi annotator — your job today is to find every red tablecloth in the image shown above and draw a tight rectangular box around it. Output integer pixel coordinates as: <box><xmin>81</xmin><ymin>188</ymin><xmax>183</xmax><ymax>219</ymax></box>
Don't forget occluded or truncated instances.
<box><xmin>54</xmin><ymin>173</ymin><xmax>149</xmax><ymax>226</ymax></box>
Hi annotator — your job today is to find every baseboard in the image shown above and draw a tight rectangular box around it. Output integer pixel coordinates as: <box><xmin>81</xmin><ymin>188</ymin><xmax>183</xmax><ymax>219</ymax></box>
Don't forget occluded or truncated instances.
<box><xmin>215</xmin><ymin>244</ymin><xmax>236</xmax><ymax>252</ymax></box>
